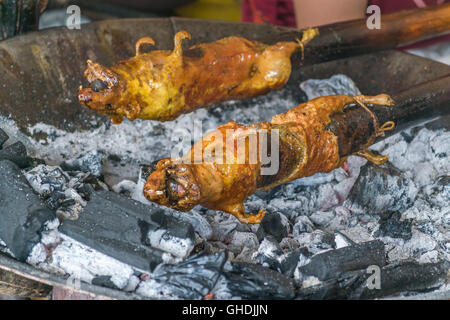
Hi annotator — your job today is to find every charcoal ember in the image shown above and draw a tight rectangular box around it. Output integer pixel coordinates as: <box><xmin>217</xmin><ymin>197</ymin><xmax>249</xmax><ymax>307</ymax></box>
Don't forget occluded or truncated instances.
<box><xmin>24</xmin><ymin>165</ymin><xmax>87</xmax><ymax>220</ymax></box>
<box><xmin>0</xmin><ymin>141</ymin><xmax>30</xmax><ymax>168</ymax></box>
<box><xmin>257</xmin><ymin>211</ymin><xmax>290</xmax><ymax>242</ymax></box>
<box><xmin>295</xmin><ymin>229</ymin><xmax>336</xmax><ymax>255</ymax></box>
<box><xmin>25</xmin><ymin>165</ymin><xmax>70</xmax><ymax>197</ymax></box>
<box><xmin>60</xmin><ymin>191</ymin><xmax>195</xmax><ymax>271</ymax></box>
<box><xmin>375</xmin><ymin>211</ymin><xmax>412</xmax><ymax>240</ymax></box>
<box><xmin>229</xmin><ymin>231</ymin><xmax>259</xmax><ymax>250</ymax></box>
<box><xmin>136</xmin><ymin>252</ymin><xmax>227</xmax><ymax>299</ymax></box>
<box><xmin>292</xmin><ymin>216</ymin><xmax>315</xmax><ymax>235</ymax></box>
<box><xmin>309</xmin><ymin>210</ymin><xmax>335</xmax><ymax>227</ymax></box>
<box><xmin>170</xmin><ymin>209</ymin><xmax>212</xmax><ymax>240</ymax></box>
<box><xmin>280</xmin><ymin>248</ymin><xmax>309</xmax><ymax>278</ymax></box>
<box><xmin>223</xmin><ymin>262</ymin><xmax>295</xmax><ymax>299</ymax></box>
<box><xmin>0</xmin><ymin>128</ymin><xmax>8</xmax><ymax>147</ymax></box>
<box><xmin>252</xmin><ymin>237</ymin><xmax>284</xmax><ymax>271</ymax></box>
<box><xmin>74</xmin><ymin>183</ymin><xmax>94</xmax><ymax>201</ymax></box>
<box><xmin>56</xmin><ymin>201</ymin><xmax>84</xmax><ymax>220</ymax></box>
<box><xmin>139</xmin><ymin>210</ymin><xmax>196</xmax><ymax>259</ymax></box>
<box><xmin>346</xmin><ymin>163</ymin><xmax>418</xmax><ymax>215</ymax></box>
<box><xmin>44</xmin><ymin>191</ymin><xmax>66</xmax><ymax>210</ymax></box>
<box><xmin>254</xmin><ymin>185</ymin><xmax>281</xmax><ymax>201</ymax></box>
<box><xmin>210</xmin><ymin>219</ymin><xmax>238</xmax><ymax>242</ymax></box>
<box><xmin>297</xmin><ymin>260</ymin><xmax>450</xmax><ymax>300</ymax></box>
<box><xmin>81</xmin><ymin>173</ymin><xmax>108</xmax><ymax>191</ymax></box>
<box><xmin>424</xmin><ymin>175</ymin><xmax>450</xmax><ymax>208</ymax></box>
<box><xmin>298</xmin><ymin>240</ymin><xmax>386</xmax><ymax>281</ymax></box>
<box><xmin>279</xmin><ymin>237</ymin><xmax>301</xmax><ymax>252</ymax></box>
<box><xmin>60</xmin><ymin>150</ymin><xmax>103</xmax><ymax>177</ymax></box>
<box><xmin>0</xmin><ymin>160</ymin><xmax>57</xmax><ymax>261</ymax></box>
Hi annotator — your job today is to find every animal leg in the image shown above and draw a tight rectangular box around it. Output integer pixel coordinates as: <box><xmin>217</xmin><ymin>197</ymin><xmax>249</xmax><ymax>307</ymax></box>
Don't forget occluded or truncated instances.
<box><xmin>227</xmin><ymin>203</ymin><xmax>266</xmax><ymax>224</ymax></box>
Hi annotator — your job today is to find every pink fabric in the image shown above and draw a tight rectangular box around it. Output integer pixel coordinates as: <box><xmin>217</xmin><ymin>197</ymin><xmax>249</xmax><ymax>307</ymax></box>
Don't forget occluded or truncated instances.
<box><xmin>369</xmin><ymin>0</ymin><xmax>448</xmax><ymax>12</ymax></box>
<box><xmin>241</xmin><ymin>0</ymin><xmax>296</xmax><ymax>27</ymax></box>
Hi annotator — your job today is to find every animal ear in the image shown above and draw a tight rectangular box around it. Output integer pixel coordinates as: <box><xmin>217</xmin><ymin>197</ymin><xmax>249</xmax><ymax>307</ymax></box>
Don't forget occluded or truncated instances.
<box><xmin>164</xmin><ymin>31</ymin><xmax>192</xmax><ymax>69</ymax></box>
<box><xmin>135</xmin><ymin>37</ymin><xmax>155</xmax><ymax>56</ymax></box>
<box><xmin>84</xmin><ymin>60</ymin><xmax>118</xmax><ymax>87</ymax></box>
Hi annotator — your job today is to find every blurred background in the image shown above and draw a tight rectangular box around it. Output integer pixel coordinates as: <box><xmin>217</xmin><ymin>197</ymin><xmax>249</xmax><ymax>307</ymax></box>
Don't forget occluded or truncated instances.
<box><xmin>35</xmin><ymin>0</ymin><xmax>449</xmax><ymax>65</ymax></box>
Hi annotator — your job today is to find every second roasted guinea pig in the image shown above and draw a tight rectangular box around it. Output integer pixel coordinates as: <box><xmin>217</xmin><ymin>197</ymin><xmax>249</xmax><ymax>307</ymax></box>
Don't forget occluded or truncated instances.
<box><xmin>78</xmin><ymin>29</ymin><xmax>319</xmax><ymax>124</ymax></box>
<box><xmin>143</xmin><ymin>94</ymin><xmax>395</xmax><ymax>224</ymax></box>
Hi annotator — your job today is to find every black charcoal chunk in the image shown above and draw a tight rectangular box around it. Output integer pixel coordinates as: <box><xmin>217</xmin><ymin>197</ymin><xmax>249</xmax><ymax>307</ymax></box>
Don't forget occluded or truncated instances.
<box><xmin>60</xmin><ymin>191</ymin><xmax>194</xmax><ymax>272</ymax></box>
<box><xmin>297</xmin><ymin>261</ymin><xmax>450</xmax><ymax>300</ymax></box>
<box><xmin>0</xmin><ymin>160</ymin><xmax>56</xmax><ymax>261</ymax></box>
<box><xmin>347</xmin><ymin>163</ymin><xmax>417</xmax><ymax>214</ymax></box>
<box><xmin>61</xmin><ymin>150</ymin><xmax>103</xmax><ymax>177</ymax></box>
<box><xmin>375</xmin><ymin>211</ymin><xmax>412</xmax><ymax>240</ymax></box>
<box><xmin>146</xmin><ymin>252</ymin><xmax>227</xmax><ymax>299</ymax></box>
<box><xmin>254</xmin><ymin>185</ymin><xmax>281</xmax><ymax>201</ymax></box>
<box><xmin>91</xmin><ymin>276</ymin><xmax>120</xmax><ymax>290</ymax></box>
<box><xmin>224</xmin><ymin>262</ymin><xmax>295</xmax><ymax>299</ymax></box>
<box><xmin>425</xmin><ymin>114</ymin><xmax>450</xmax><ymax>131</ymax></box>
<box><xmin>280</xmin><ymin>249</ymin><xmax>307</xmax><ymax>278</ymax></box>
<box><xmin>362</xmin><ymin>261</ymin><xmax>450</xmax><ymax>299</ymax></box>
<box><xmin>0</xmin><ymin>128</ymin><xmax>8</xmax><ymax>148</ymax></box>
<box><xmin>258</xmin><ymin>211</ymin><xmax>289</xmax><ymax>242</ymax></box>
<box><xmin>298</xmin><ymin>240</ymin><xmax>386</xmax><ymax>281</ymax></box>
<box><xmin>252</xmin><ymin>237</ymin><xmax>284</xmax><ymax>272</ymax></box>
<box><xmin>0</xmin><ymin>141</ymin><xmax>30</xmax><ymax>168</ymax></box>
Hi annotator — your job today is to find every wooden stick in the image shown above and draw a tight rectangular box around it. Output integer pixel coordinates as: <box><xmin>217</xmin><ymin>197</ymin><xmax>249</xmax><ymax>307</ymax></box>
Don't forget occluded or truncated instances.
<box><xmin>329</xmin><ymin>75</ymin><xmax>450</xmax><ymax>157</ymax></box>
<box><xmin>269</xmin><ymin>3</ymin><xmax>450</xmax><ymax>65</ymax></box>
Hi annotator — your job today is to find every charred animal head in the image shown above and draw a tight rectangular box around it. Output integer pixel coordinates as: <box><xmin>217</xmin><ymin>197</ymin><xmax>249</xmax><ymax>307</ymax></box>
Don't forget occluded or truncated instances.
<box><xmin>78</xmin><ymin>60</ymin><xmax>133</xmax><ymax>124</ymax></box>
<box><xmin>143</xmin><ymin>158</ymin><xmax>201</xmax><ymax>211</ymax></box>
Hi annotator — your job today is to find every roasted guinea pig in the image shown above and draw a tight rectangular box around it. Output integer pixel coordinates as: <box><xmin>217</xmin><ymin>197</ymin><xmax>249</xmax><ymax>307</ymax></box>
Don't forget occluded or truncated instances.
<box><xmin>143</xmin><ymin>94</ymin><xmax>395</xmax><ymax>224</ymax></box>
<box><xmin>78</xmin><ymin>29</ymin><xmax>319</xmax><ymax>124</ymax></box>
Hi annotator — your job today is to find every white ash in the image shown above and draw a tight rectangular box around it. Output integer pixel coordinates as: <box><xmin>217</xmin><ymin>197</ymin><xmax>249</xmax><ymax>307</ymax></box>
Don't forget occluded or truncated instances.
<box><xmin>294</xmin><ymin>230</ymin><xmax>335</xmax><ymax>255</ymax></box>
<box><xmin>251</xmin><ymin>238</ymin><xmax>284</xmax><ymax>269</ymax></box>
<box><xmin>300</xmin><ymin>275</ymin><xmax>322</xmax><ymax>289</ymax></box>
<box><xmin>23</xmin><ymin>164</ymin><xmax>95</xmax><ymax>220</ymax></box>
<box><xmin>135</xmin><ymin>278</ymin><xmax>180</xmax><ymax>300</ymax></box>
<box><xmin>112</xmin><ymin>179</ymin><xmax>136</xmax><ymax>197</ymax></box>
<box><xmin>334</xmin><ymin>232</ymin><xmax>352</xmax><ymax>249</ymax></box>
<box><xmin>27</xmin><ymin>232</ymin><xmax>140</xmax><ymax>290</ymax></box>
<box><xmin>146</xmin><ymin>229</ymin><xmax>194</xmax><ymax>259</ymax></box>
<box><xmin>0</xmin><ymin>238</ymin><xmax>15</xmax><ymax>257</ymax></box>
<box><xmin>61</xmin><ymin>149</ymin><xmax>103</xmax><ymax>177</ymax></box>
<box><xmin>229</xmin><ymin>232</ymin><xmax>259</xmax><ymax>250</ymax></box>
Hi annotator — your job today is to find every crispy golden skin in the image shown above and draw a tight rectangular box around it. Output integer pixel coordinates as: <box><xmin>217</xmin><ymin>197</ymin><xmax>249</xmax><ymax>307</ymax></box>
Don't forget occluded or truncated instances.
<box><xmin>144</xmin><ymin>94</ymin><xmax>395</xmax><ymax>224</ymax></box>
<box><xmin>78</xmin><ymin>29</ymin><xmax>319</xmax><ymax>123</ymax></box>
